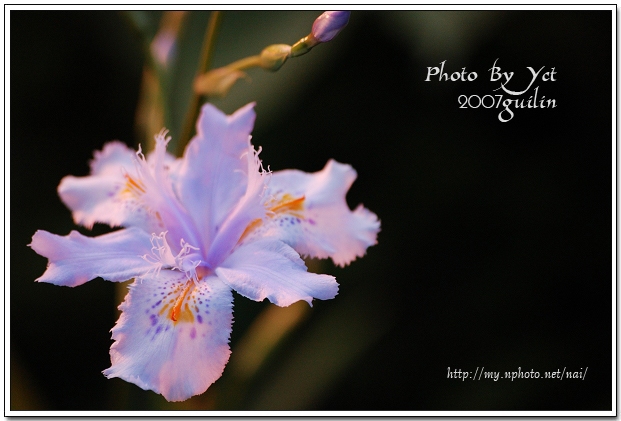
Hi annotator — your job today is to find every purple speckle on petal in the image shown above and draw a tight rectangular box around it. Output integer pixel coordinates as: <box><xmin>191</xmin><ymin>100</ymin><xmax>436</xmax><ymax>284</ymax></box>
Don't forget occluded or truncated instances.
<box><xmin>190</xmin><ymin>327</ymin><xmax>196</xmax><ymax>339</ymax></box>
<box><xmin>308</xmin><ymin>219</ymin><xmax>316</xmax><ymax>225</ymax></box>
<box><xmin>197</xmin><ymin>315</ymin><xmax>203</xmax><ymax>324</ymax></box>
<box><xmin>155</xmin><ymin>325</ymin><xmax>163</xmax><ymax>334</ymax></box>
<box><xmin>150</xmin><ymin>314</ymin><xmax>157</xmax><ymax>326</ymax></box>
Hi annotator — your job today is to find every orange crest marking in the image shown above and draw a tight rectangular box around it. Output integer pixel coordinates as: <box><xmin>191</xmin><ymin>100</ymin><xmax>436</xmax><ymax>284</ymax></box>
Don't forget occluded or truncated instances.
<box><xmin>269</xmin><ymin>194</ymin><xmax>305</xmax><ymax>214</ymax></box>
<box><xmin>121</xmin><ymin>174</ymin><xmax>146</xmax><ymax>197</ymax></box>
<box><xmin>239</xmin><ymin>194</ymin><xmax>305</xmax><ymax>242</ymax></box>
<box><xmin>169</xmin><ymin>282</ymin><xmax>195</xmax><ymax>323</ymax></box>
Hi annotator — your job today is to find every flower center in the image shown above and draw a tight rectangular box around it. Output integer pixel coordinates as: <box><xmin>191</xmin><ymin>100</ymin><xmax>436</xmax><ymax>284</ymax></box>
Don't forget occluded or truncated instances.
<box><xmin>141</xmin><ymin>232</ymin><xmax>203</xmax><ymax>283</ymax></box>
<box><xmin>170</xmin><ymin>267</ymin><xmax>212</xmax><ymax>322</ymax></box>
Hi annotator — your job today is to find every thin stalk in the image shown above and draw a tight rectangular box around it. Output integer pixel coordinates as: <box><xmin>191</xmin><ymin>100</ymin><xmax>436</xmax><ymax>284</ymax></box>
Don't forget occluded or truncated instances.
<box><xmin>178</xmin><ymin>11</ymin><xmax>222</xmax><ymax>155</ymax></box>
<box><xmin>224</xmin><ymin>55</ymin><xmax>262</xmax><ymax>71</ymax></box>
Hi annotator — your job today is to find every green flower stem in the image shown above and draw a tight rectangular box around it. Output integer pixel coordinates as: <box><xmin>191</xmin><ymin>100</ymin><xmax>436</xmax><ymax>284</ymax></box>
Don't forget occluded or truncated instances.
<box><xmin>178</xmin><ymin>11</ymin><xmax>222</xmax><ymax>155</ymax></box>
<box><xmin>290</xmin><ymin>35</ymin><xmax>319</xmax><ymax>57</ymax></box>
<box><xmin>225</xmin><ymin>55</ymin><xmax>262</xmax><ymax>71</ymax></box>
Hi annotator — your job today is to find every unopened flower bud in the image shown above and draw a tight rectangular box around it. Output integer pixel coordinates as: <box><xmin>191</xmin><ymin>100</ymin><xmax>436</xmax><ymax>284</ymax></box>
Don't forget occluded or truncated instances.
<box><xmin>149</xmin><ymin>11</ymin><xmax>187</xmax><ymax>68</ymax></box>
<box><xmin>259</xmin><ymin>44</ymin><xmax>291</xmax><ymax>71</ymax></box>
<box><xmin>311</xmin><ymin>11</ymin><xmax>350</xmax><ymax>43</ymax></box>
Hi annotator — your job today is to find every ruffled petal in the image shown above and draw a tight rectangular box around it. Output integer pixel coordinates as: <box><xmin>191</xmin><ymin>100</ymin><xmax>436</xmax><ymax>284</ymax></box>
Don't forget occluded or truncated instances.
<box><xmin>175</xmin><ymin>103</ymin><xmax>256</xmax><ymax>254</ymax></box>
<box><xmin>89</xmin><ymin>140</ymin><xmax>137</xmax><ymax>175</ymax></box>
<box><xmin>249</xmin><ymin>160</ymin><xmax>380</xmax><ymax>266</ymax></box>
<box><xmin>103</xmin><ymin>271</ymin><xmax>233</xmax><ymax>402</ymax></box>
<box><xmin>216</xmin><ymin>239</ymin><xmax>338</xmax><ymax>307</ymax></box>
<box><xmin>129</xmin><ymin>131</ymin><xmax>203</xmax><ymax>255</ymax></box>
<box><xmin>58</xmin><ymin>141</ymin><xmax>163</xmax><ymax>233</ymax></box>
<box><xmin>205</xmin><ymin>144</ymin><xmax>268</xmax><ymax>267</ymax></box>
<box><xmin>59</xmin><ymin>175</ymin><xmax>162</xmax><ymax>233</ymax></box>
<box><xmin>29</xmin><ymin>227</ymin><xmax>154</xmax><ymax>287</ymax></box>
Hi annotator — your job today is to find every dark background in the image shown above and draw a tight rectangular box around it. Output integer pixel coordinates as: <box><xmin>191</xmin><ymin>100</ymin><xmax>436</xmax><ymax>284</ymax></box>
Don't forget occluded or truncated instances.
<box><xmin>10</xmin><ymin>10</ymin><xmax>612</xmax><ymax>411</ymax></box>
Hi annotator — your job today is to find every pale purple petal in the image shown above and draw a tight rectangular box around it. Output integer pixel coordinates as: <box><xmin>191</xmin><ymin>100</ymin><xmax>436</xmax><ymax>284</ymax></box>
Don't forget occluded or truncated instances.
<box><xmin>205</xmin><ymin>144</ymin><xmax>268</xmax><ymax>267</ymax></box>
<box><xmin>130</xmin><ymin>131</ymin><xmax>202</xmax><ymax>255</ymax></box>
<box><xmin>58</xmin><ymin>141</ymin><xmax>165</xmax><ymax>232</ymax></box>
<box><xmin>59</xmin><ymin>175</ymin><xmax>162</xmax><ymax>233</ymax></box>
<box><xmin>29</xmin><ymin>227</ymin><xmax>154</xmax><ymax>287</ymax></box>
<box><xmin>175</xmin><ymin>103</ymin><xmax>256</xmax><ymax>254</ymax></box>
<box><xmin>216</xmin><ymin>239</ymin><xmax>338</xmax><ymax>307</ymax></box>
<box><xmin>89</xmin><ymin>141</ymin><xmax>136</xmax><ymax>175</ymax></box>
<box><xmin>252</xmin><ymin>159</ymin><xmax>380</xmax><ymax>266</ymax></box>
<box><xmin>103</xmin><ymin>271</ymin><xmax>233</xmax><ymax>402</ymax></box>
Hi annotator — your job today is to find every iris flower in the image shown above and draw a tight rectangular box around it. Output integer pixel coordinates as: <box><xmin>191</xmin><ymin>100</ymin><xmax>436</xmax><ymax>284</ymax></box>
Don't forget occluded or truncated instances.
<box><xmin>30</xmin><ymin>103</ymin><xmax>380</xmax><ymax>402</ymax></box>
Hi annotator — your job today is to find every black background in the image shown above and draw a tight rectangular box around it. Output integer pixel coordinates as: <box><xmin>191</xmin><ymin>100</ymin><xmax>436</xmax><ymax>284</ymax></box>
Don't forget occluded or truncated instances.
<box><xmin>10</xmin><ymin>10</ymin><xmax>612</xmax><ymax>411</ymax></box>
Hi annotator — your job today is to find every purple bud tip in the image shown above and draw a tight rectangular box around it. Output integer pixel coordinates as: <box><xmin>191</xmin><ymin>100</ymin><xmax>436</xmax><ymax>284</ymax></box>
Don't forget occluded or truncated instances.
<box><xmin>311</xmin><ymin>11</ymin><xmax>351</xmax><ymax>43</ymax></box>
